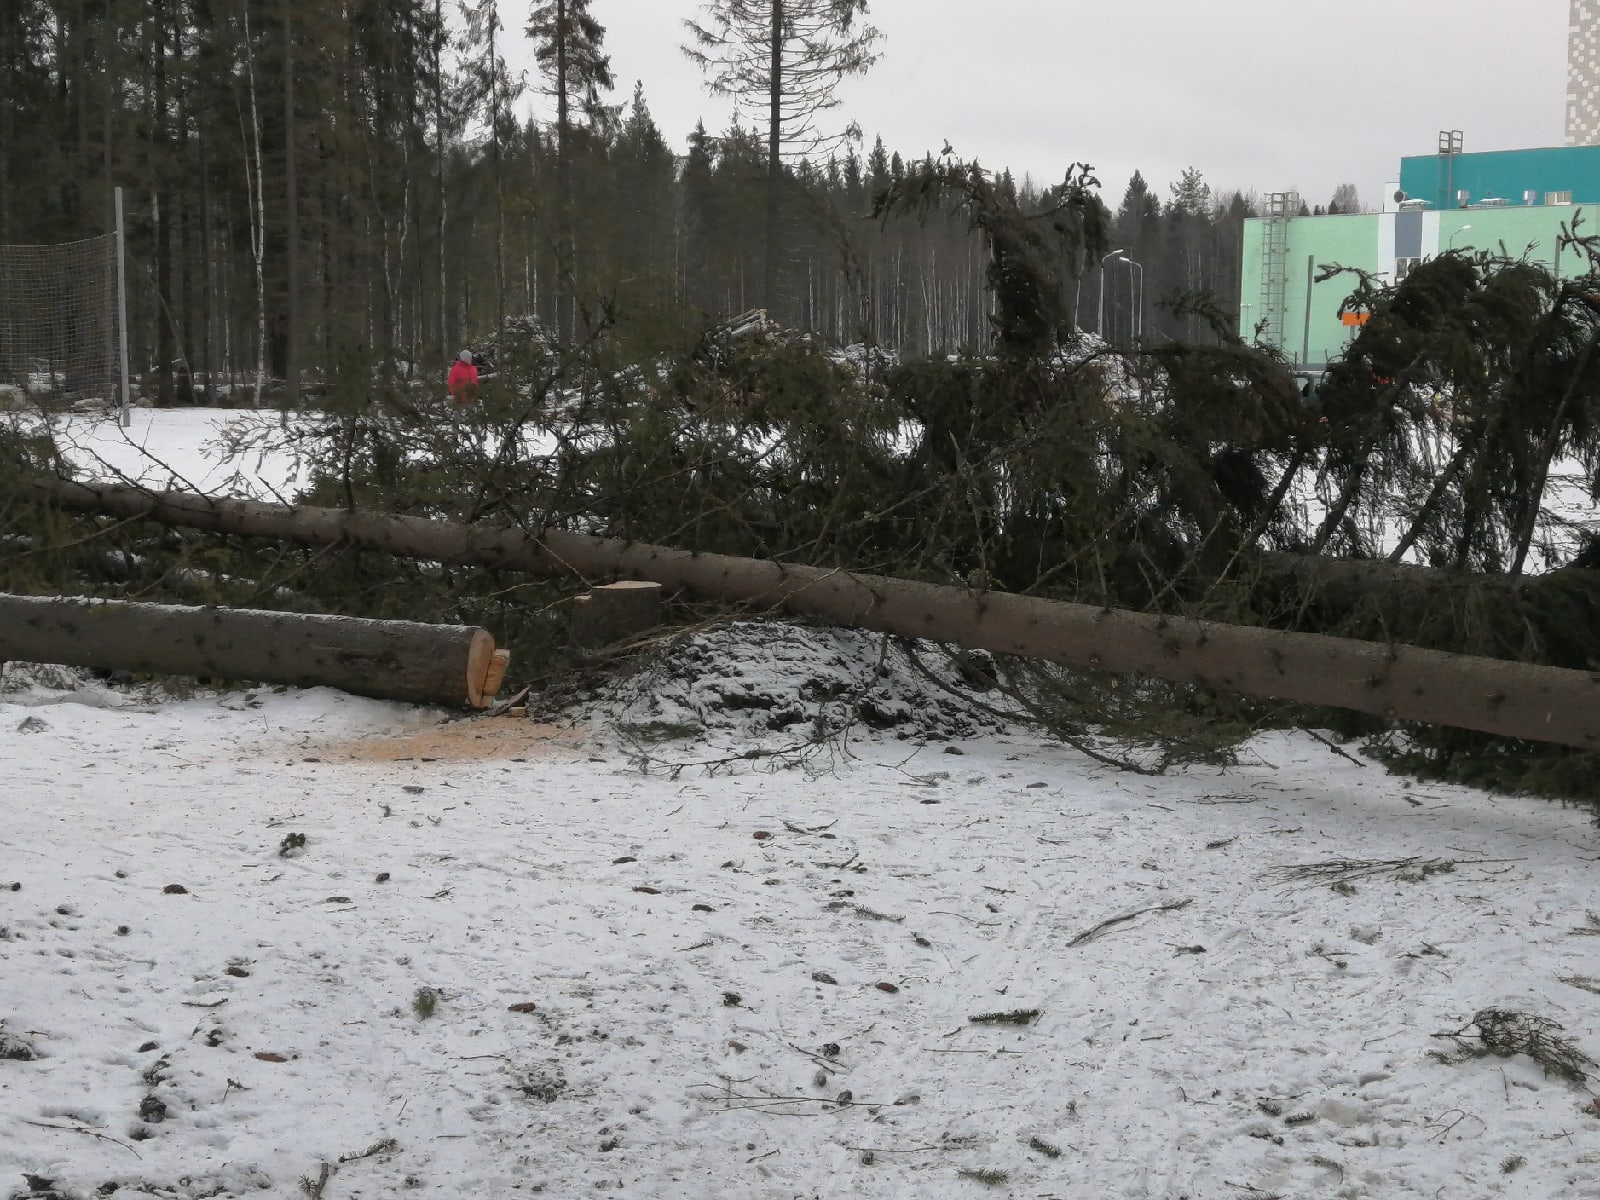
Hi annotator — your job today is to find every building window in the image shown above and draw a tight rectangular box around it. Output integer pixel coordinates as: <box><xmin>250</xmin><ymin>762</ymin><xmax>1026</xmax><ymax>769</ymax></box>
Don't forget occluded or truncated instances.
<box><xmin>1396</xmin><ymin>256</ymin><xmax>1423</xmax><ymax>280</ymax></box>
<box><xmin>1546</xmin><ymin>190</ymin><xmax>1574</xmax><ymax>205</ymax></box>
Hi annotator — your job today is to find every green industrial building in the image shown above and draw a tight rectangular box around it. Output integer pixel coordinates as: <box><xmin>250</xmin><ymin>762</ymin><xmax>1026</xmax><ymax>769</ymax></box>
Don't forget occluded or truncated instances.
<box><xmin>1239</xmin><ymin>139</ymin><xmax>1600</xmax><ymax>368</ymax></box>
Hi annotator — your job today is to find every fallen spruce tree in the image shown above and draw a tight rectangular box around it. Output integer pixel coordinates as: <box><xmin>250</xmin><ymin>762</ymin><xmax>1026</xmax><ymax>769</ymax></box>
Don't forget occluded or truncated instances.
<box><xmin>10</xmin><ymin>165</ymin><xmax>1600</xmax><ymax>792</ymax></box>
<box><xmin>21</xmin><ymin>475</ymin><xmax>1600</xmax><ymax>751</ymax></box>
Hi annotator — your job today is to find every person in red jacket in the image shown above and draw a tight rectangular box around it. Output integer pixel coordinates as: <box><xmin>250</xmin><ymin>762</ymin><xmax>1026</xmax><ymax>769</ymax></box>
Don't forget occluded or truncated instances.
<box><xmin>447</xmin><ymin>350</ymin><xmax>479</xmax><ymax>404</ymax></box>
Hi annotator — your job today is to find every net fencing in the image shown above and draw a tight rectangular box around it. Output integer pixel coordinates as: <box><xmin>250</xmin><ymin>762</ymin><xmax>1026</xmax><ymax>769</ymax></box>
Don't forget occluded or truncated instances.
<box><xmin>0</xmin><ymin>233</ymin><xmax>123</xmax><ymax>410</ymax></box>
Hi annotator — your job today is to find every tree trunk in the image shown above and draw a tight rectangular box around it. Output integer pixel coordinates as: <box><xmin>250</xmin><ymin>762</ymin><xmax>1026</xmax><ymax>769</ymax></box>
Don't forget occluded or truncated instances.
<box><xmin>554</xmin><ymin>0</ymin><xmax>572</xmax><ymax>344</ymax></box>
<box><xmin>434</xmin><ymin>0</ymin><xmax>448</xmax><ymax>359</ymax></box>
<box><xmin>29</xmin><ymin>477</ymin><xmax>1600</xmax><ymax>751</ymax></box>
<box><xmin>240</xmin><ymin>0</ymin><xmax>267</xmax><ymax>406</ymax></box>
<box><xmin>283</xmin><ymin>4</ymin><xmax>299</xmax><ymax>408</ymax></box>
<box><xmin>0</xmin><ymin>591</ymin><xmax>505</xmax><ymax>708</ymax></box>
<box><xmin>489</xmin><ymin>11</ymin><xmax>506</xmax><ymax>332</ymax></box>
<box><xmin>764</xmin><ymin>0</ymin><xmax>782</xmax><ymax>315</ymax></box>
<box><xmin>153</xmin><ymin>16</ymin><xmax>173</xmax><ymax>404</ymax></box>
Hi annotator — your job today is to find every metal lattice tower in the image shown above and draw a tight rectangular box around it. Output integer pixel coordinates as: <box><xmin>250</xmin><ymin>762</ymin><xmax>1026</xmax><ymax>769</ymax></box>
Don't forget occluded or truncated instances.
<box><xmin>1258</xmin><ymin>191</ymin><xmax>1296</xmax><ymax>352</ymax></box>
<box><xmin>1569</xmin><ymin>0</ymin><xmax>1600</xmax><ymax>146</ymax></box>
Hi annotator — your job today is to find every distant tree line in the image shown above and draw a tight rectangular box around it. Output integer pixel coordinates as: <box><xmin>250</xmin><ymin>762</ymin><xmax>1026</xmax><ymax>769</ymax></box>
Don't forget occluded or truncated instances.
<box><xmin>0</xmin><ymin>0</ymin><xmax>1333</xmax><ymax>399</ymax></box>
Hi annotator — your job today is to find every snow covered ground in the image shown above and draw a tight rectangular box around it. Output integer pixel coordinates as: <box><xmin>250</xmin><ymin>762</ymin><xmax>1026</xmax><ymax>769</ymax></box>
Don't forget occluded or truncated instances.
<box><xmin>6</xmin><ymin>407</ymin><xmax>1600</xmax><ymax>1198</ymax></box>
<box><xmin>50</xmin><ymin>408</ymin><xmax>306</xmax><ymax>499</ymax></box>
<box><xmin>5</xmin><ymin>630</ymin><xmax>1600</xmax><ymax>1200</ymax></box>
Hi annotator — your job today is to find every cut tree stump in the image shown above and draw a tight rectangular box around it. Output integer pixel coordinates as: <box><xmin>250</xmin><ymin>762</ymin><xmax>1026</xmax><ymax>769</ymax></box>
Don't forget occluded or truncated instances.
<box><xmin>0</xmin><ymin>593</ymin><xmax>508</xmax><ymax>709</ymax></box>
<box><xmin>570</xmin><ymin>580</ymin><xmax>663</xmax><ymax>649</ymax></box>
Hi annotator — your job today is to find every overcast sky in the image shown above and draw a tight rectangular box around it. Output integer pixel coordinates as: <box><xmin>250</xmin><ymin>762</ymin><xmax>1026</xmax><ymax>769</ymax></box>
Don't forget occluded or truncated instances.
<box><xmin>506</xmin><ymin>0</ymin><xmax>1569</xmax><ymax>212</ymax></box>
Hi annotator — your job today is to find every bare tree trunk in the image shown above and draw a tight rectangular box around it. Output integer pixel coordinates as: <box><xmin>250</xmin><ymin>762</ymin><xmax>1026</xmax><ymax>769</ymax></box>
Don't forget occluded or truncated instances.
<box><xmin>152</xmin><ymin>14</ymin><xmax>173</xmax><ymax>404</ymax></box>
<box><xmin>554</xmin><ymin>0</ymin><xmax>573</xmax><ymax>343</ymax></box>
<box><xmin>197</xmin><ymin>134</ymin><xmax>215</xmax><ymax>404</ymax></box>
<box><xmin>240</xmin><ymin>0</ymin><xmax>267</xmax><ymax>407</ymax></box>
<box><xmin>764</xmin><ymin>0</ymin><xmax>782</xmax><ymax>316</ymax></box>
<box><xmin>434</xmin><ymin>0</ymin><xmax>448</xmax><ymax>359</ymax></box>
<box><xmin>489</xmin><ymin>8</ymin><xmax>506</xmax><ymax>331</ymax></box>
<box><xmin>29</xmin><ymin>477</ymin><xmax>1600</xmax><ymax>751</ymax></box>
<box><xmin>283</xmin><ymin>4</ymin><xmax>299</xmax><ymax>408</ymax></box>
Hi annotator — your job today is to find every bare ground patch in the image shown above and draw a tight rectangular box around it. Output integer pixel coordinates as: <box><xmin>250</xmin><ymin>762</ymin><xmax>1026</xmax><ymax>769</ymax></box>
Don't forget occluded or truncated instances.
<box><xmin>313</xmin><ymin>713</ymin><xmax>586</xmax><ymax>764</ymax></box>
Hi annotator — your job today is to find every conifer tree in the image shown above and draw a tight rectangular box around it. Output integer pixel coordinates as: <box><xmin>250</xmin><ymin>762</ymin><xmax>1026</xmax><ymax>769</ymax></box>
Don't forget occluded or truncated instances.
<box><xmin>527</xmin><ymin>0</ymin><xmax>615</xmax><ymax>341</ymax></box>
<box><xmin>682</xmin><ymin>0</ymin><xmax>882</xmax><ymax>318</ymax></box>
<box><xmin>460</xmin><ymin>0</ymin><xmax>525</xmax><ymax>330</ymax></box>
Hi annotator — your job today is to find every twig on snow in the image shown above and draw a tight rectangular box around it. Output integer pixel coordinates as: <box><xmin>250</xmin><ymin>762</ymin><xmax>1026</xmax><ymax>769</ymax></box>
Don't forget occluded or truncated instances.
<box><xmin>299</xmin><ymin>1162</ymin><xmax>333</xmax><ymax>1199</ymax></box>
<box><xmin>21</xmin><ymin>1118</ymin><xmax>141</xmax><ymax>1158</ymax></box>
<box><xmin>339</xmin><ymin>1137</ymin><xmax>399</xmax><ymax>1162</ymax></box>
<box><xmin>1298</xmin><ymin>726</ymin><xmax>1365</xmax><ymax>765</ymax></box>
<box><xmin>691</xmin><ymin>1079</ymin><xmax>887</xmax><ymax>1115</ymax></box>
<box><xmin>1267</xmin><ymin>856</ymin><xmax>1519</xmax><ymax>889</ymax></box>
<box><xmin>846</xmin><ymin>1143</ymin><xmax>943</xmax><ymax>1154</ymax></box>
<box><xmin>1067</xmin><ymin>898</ymin><xmax>1193</xmax><ymax>947</ymax></box>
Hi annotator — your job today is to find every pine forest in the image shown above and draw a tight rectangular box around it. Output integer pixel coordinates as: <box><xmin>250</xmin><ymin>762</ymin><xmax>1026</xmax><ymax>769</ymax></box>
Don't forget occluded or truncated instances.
<box><xmin>0</xmin><ymin>0</ymin><xmax>1279</xmax><ymax>396</ymax></box>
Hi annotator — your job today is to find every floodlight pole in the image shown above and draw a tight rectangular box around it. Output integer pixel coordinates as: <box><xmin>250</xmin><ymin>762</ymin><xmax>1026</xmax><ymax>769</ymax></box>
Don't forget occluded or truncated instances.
<box><xmin>1097</xmin><ymin>249</ymin><xmax>1126</xmax><ymax>338</ymax></box>
<box><xmin>1124</xmin><ymin>257</ymin><xmax>1144</xmax><ymax>339</ymax></box>
<box><xmin>114</xmin><ymin>186</ymin><xmax>133</xmax><ymax>428</ymax></box>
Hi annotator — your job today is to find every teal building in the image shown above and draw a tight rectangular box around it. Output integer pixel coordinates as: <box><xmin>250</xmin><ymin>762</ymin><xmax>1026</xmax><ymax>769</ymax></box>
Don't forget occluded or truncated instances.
<box><xmin>1241</xmin><ymin>141</ymin><xmax>1599</xmax><ymax>368</ymax></box>
<box><xmin>1397</xmin><ymin>144</ymin><xmax>1600</xmax><ymax>211</ymax></box>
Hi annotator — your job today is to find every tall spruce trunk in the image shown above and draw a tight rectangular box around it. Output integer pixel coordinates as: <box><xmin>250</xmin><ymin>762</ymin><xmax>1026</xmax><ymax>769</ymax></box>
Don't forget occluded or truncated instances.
<box><xmin>764</xmin><ymin>0</ymin><xmax>782</xmax><ymax>317</ymax></box>
<box><xmin>490</xmin><ymin>12</ymin><xmax>506</xmax><ymax>332</ymax></box>
<box><xmin>434</xmin><ymin>0</ymin><xmax>447</xmax><ymax>360</ymax></box>
<box><xmin>152</xmin><ymin>15</ymin><xmax>174</xmax><ymax>404</ymax></box>
<box><xmin>240</xmin><ymin>0</ymin><xmax>267</xmax><ymax>407</ymax></box>
<box><xmin>282</xmin><ymin>5</ymin><xmax>299</xmax><ymax>408</ymax></box>
<box><xmin>555</xmin><ymin>0</ymin><xmax>573</xmax><ymax>344</ymax></box>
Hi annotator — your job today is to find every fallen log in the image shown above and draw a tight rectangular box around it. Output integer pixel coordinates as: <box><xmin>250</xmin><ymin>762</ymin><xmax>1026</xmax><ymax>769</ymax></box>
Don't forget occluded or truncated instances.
<box><xmin>0</xmin><ymin>592</ymin><xmax>506</xmax><ymax>709</ymax></box>
<box><xmin>27</xmin><ymin>476</ymin><xmax>1600</xmax><ymax>749</ymax></box>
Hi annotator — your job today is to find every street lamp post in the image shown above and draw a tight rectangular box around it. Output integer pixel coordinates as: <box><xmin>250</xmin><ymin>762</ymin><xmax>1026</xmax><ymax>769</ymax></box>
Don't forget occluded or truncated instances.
<box><xmin>1097</xmin><ymin>249</ymin><xmax>1127</xmax><ymax>338</ymax></box>
<box><xmin>1123</xmin><ymin>256</ymin><xmax>1144</xmax><ymax>340</ymax></box>
<box><xmin>1448</xmin><ymin>224</ymin><xmax>1473</xmax><ymax>251</ymax></box>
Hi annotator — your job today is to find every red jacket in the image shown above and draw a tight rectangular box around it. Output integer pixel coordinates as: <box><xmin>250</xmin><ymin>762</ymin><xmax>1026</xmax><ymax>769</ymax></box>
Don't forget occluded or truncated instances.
<box><xmin>448</xmin><ymin>358</ymin><xmax>479</xmax><ymax>402</ymax></box>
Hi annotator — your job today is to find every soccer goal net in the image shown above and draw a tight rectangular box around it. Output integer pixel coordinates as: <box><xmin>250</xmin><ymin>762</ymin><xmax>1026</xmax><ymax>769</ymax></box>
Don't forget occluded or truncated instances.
<box><xmin>0</xmin><ymin>218</ymin><xmax>129</xmax><ymax>421</ymax></box>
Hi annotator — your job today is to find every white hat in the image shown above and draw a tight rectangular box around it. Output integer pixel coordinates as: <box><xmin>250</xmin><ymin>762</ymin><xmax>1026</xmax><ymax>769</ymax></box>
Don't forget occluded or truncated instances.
<box><xmin>459</xmin><ymin>350</ymin><xmax>473</xmax><ymax>363</ymax></box>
